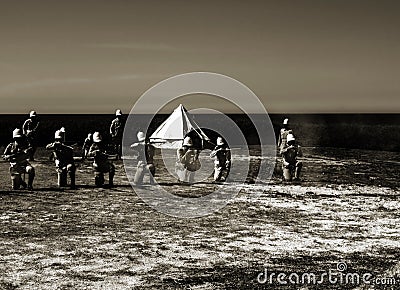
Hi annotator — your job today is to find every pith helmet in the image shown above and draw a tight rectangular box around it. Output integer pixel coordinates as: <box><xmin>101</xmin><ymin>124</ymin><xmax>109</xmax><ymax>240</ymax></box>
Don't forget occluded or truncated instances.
<box><xmin>137</xmin><ymin>131</ymin><xmax>146</xmax><ymax>142</ymax></box>
<box><xmin>13</xmin><ymin>128</ymin><xmax>23</xmax><ymax>138</ymax></box>
<box><xmin>54</xmin><ymin>130</ymin><xmax>63</xmax><ymax>140</ymax></box>
<box><xmin>287</xmin><ymin>134</ymin><xmax>295</xmax><ymax>143</ymax></box>
<box><xmin>217</xmin><ymin>137</ymin><xmax>225</xmax><ymax>146</ymax></box>
<box><xmin>59</xmin><ymin>127</ymin><xmax>66</xmax><ymax>133</ymax></box>
<box><xmin>283</xmin><ymin>118</ymin><xmax>289</xmax><ymax>125</ymax></box>
<box><xmin>29</xmin><ymin>110</ymin><xmax>37</xmax><ymax>117</ymax></box>
<box><xmin>92</xmin><ymin>132</ymin><xmax>102</xmax><ymax>143</ymax></box>
<box><xmin>116</xmin><ymin>109</ymin><xmax>122</xmax><ymax>116</ymax></box>
<box><xmin>183</xmin><ymin>136</ymin><xmax>193</xmax><ymax>146</ymax></box>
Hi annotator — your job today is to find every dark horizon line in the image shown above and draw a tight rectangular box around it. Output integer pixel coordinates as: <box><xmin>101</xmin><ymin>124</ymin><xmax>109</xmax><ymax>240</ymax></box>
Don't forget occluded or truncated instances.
<box><xmin>0</xmin><ymin>113</ymin><xmax>398</xmax><ymax>116</ymax></box>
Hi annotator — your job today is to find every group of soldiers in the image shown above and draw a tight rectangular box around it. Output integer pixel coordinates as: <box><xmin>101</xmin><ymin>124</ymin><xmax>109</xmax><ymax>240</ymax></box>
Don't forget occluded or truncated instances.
<box><xmin>2</xmin><ymin>109</ymin><xmax>232</xmax><ymax>190</ymax></box>
<box><xmin>3</xmin><ymin>110</ymin><xmax>123</xmax><ymax>190</ymax></box>
<box><xmin>2</xmin><ymin>110</ymin><xmax>301</xmax><ymax>190</ymax></box>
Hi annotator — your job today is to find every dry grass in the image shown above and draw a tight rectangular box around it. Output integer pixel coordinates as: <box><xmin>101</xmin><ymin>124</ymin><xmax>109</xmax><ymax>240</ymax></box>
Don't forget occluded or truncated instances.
<box><xmin>0</xmin><ymin>147</ymin><xmax>399</xmax><ymax>289</ymax></box>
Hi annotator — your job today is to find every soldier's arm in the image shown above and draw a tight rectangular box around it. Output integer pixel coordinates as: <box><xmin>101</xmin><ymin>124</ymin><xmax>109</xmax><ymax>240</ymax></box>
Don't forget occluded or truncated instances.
<box><xmin>277</xmin><ymin>131</ymin><xmax>282</xmax><ymax>147</ymax></box>
<box><xmin>22</xmin><ymin>120</ymin><xmax>29</xmax><ymax>135</ymax></box>
<box><xmin>88</xmin><ymin>145</ymin><xmax>99</xmax><ymax>157</ymax></box>
<box><xmin>46</xmin><ymin>143</ymin><xmax>55</xmax><ymax>150</ymax></box>
<box><xmin>3</xmin><ymin>144</ymin><xmax>14</xmax><ymax>160</ymax></box>
<box><xmin>32</xmin><ymin>121</ymin><xmax>39</xmax><ymax>132</ymax></box>
<box><xmin>210</xmin><ymin>148</ymin><xmax>218</xmax><ymax>158</ymax></box>
<box><xmin>177</xmin><ymin>149</ymin><xmax>186</xmax><ymax>163</ymax></box>
<box><xmin>297</xmin><ymin>146</ymin><xmax>303</xmax><ymax>157</ymax></box>
<box><xmin>280</xmin><ymin>145</ymin><xmax>293</xmax><ymax>155</ymax></box>
<box><xmin>110</xmin><ymin>120</ymin><xmax>115</xmax><ymax>136</ymax></box>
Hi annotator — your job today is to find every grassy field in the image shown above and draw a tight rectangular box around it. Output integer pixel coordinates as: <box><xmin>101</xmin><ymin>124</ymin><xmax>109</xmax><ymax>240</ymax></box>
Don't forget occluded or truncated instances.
<box><xmin>0</xmin><ymin>146</ymin><xmax>399</xmax><ymax>289</ymax></box>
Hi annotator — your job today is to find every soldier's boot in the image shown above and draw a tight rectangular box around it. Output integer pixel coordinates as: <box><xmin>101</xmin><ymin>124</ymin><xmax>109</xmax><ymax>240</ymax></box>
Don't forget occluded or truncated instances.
<box><xmin>95</xmin><ymin>173</ymin><xmax>104</xmax><ymax>187</ymax></box>
<box><xmin>283</xmin><ymin>167</ymin><xmax>292</xmax><ymax>181</ymax></box>
<box><xmin>133</xmin><ymin>165</ymin><xmax>145</xmax><ymax>186</ymax></box>
<box><xmin>294</xmin><ymin>161</ymin><xmax>303</xmax><ymax>181</ymax></box>
<box><xmin>69</xmin><ymin>172</ymin><xmax>76</xmax><ymax>189</ymax></box>
<box><xmin>11</xmin><ymin>174</ymin><xmax>22</xmax><ymax>190</ymax></box>
<box><xmin>58</xmin><ymin>171</ymin><xmax>68</xmax><ymax>187</ymax></box>
<box><xmin>148</xmin><ymin>164</ymin><xmax>155</xmax><ymax>185</ymax></box>
<box><xmin>26</xmin><ymin>166</ymin><xmax>35</xmax><ymax>190</ymax></box>
<box><xmin>109</xmin><ymin>170</ymin><xmax>115</xmax><ymax>187</ymax></box>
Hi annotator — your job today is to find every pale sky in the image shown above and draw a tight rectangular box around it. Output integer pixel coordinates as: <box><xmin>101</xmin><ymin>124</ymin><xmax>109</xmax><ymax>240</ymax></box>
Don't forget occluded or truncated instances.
<box><xmin>0</xmin><ymin>0</ymin><xmax>399</xmax><ymax>113</ymax></box>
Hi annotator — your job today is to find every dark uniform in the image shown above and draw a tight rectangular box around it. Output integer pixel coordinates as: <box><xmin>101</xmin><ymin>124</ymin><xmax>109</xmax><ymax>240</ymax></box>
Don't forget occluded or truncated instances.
<box><xmin>88</xmin><ymin>141</ymin><xmax>115</xmax><ymax>186</ymax></box>
<box><xmin>280</xmin><ymin>135</ymin><xmax>303</xmax><ymax>181</ymax></box>
<box><xmin>46</xmin><ymin>138</ymin><xmax>76</xmax><ymax>188</ymax></box>
<box><xmin>22</xmin><ymin>113</ymin><xmax>39</xmax><ymax>161</ymax></box>
<box><xmin>82</xmin><ymin>133</ymin><xmax>93</xmax><ymax>160</ymax></box>
<box><xmin>110</xmin><ymin>111</ymin><xmax>124</xmax><ymax>159</ymax></box>
<box><xmin>210</xmin><ymin>142</ymin><xmax>231</xmax><ymax>182</ymax></box>
<box><xmin>3</xmin><ymin>133</ymin><xmax>35</xmax><ymax>190</ymax></box>
<box><xmin>131</xmin><ymin>140</ymin><xmax>155</xmax><ymax>185</ymax></box>
<box><xmin>176</xmin><ymin>137</ymin><xmax>200</xmax><ymax>183</ymax></box>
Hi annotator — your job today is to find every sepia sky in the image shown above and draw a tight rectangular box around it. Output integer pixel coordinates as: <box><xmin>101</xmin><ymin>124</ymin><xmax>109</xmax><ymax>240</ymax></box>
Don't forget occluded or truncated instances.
<box><xmin>0</xmin><ymin>0</ymin><xmax>399</xmax><ymax>113</ymax></box>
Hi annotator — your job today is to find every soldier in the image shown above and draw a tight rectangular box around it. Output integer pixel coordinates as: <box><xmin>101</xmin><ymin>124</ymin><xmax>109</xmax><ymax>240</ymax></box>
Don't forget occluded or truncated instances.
<box><xmin>88</xmin><ymin>132</ymin><xmax>115</xmax><ymax>187</ymax></box>
<box><xmin>176</xmin><ymin>136</ymin><xmax>200</xmax><ymax>183</ymax></box>
<box><xmin>3</xmin><ymin>129</ymin><xmax>35</xmax><ymax>190</ymax></box>
<box><xmin>22</xmin><ymin>110</ymin><xmax>40</xmax><ymax>161</ymax></box>
<box><xmin>46</xmin><ymin>130</ymin><xmax>76</xmax><ymax>189</ymax></box>
<box><xmin>130</xmin><ymin>131</ymin><xmax>155</xmax><ymax>186</ymax></box>
<box><xmin>280</xmin><ymin>134</ymin><xmax>303</xmax><ymax>182</ymax></box>
<box><xmin>82</xmin><ymin>133</ymin><xmax>93</xmax><ymax>160</ymax></box>
<box><xmin>109</xmin><ymin>109</ymin><xmax>124</xmax><ymax>159</ymax></box>
<box><xmin>210</xmin><ymin>137</ymin><xmax>231</xmax><ymax>182</ymax></box>
<box><xmin>277</xmin><ymin>118</ymin><xmax>293</xmax><ymax>152</ymax></box>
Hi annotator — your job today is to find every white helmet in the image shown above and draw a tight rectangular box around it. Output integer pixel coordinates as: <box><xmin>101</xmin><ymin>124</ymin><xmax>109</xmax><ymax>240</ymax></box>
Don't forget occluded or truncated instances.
<box><xmin>183</xmin><ymin>136</ymin><xmax>193</xmax><ymax>146</ymax></box>
<box><xmin>92</xmin><ymin>132</ymin><xmax>102</xmax><ymax>143</ymax></box>
<box><xmin>54</xmin><ymin>130</ymin><xmax>63</xmax><ymax>140</ymax></box>
<box><xmin>287</xmin><ymin>133</ymin><xmax>295</xmax><ymax>143</ymax></box>
<box><xmin>137</xmin><ymin>131</ymin><xmax>146</xmax><ymax>142</ymax></box>
<box><xmin>217</xmin><ymin>137</ymin><xmax>225</xmax><ymax>146</ymax></box>
<box><xmin>283</xmin><ymin>118</ymin><xmax>289</xmax><ymax>125</ymax></box>
<box><xmin>116</xmin><ymin>109</ymin><xmax>122</xmax><ymax>116</ymax></box>
<box><xmin>13</xmin><ymin>128</ymin><xmax>23</xmax><ymax>138</ymax></box>
<box><xmin>59</xmin><ymin>127</ymin><xmax>66</xmax><ymax>133</ymax></box>
<box><xmin>29</xmin><ymin>110</ymin><xmax>37</xmax><ymax>118</ymax></box>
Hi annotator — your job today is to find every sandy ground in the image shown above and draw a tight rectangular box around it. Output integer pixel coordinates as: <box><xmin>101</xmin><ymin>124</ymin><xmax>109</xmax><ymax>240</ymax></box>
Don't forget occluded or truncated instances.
<box><xmin>0</xmin><ymin>146</ymin><xmax>399</xmax><ymax>289</ymax></box>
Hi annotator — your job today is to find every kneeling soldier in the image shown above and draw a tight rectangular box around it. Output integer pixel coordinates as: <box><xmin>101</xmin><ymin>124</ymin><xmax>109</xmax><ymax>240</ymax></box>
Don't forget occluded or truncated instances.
<box><xmin>176</xmin><ymin>137</ymin><xmax>200</xmax><ymax>183</ymax></box>
<box><xmin>210</xmin><ymin>137</ymin><xmax>231</xmax><ymax>182</ymax></box>
<box><xmin>280</xmin><ymin>133</ymin><xmax>303</xmax><ymax>181</ymax></box>
<box><xmin>130</xmin><ymin>131</ymin><xmax>155</xmax><ymax>186</ymax></box>
<box><xmin>3</xmin><ymin>129</ymin><xmax>35</xmax><ymax>190</ymax></box>
<box><xmin>88</xmin><ymin>132</ymin><xmax>115</xmax><ymax>187</ymax></box>
<box><xmin>46</xmin><ymin>130</ymin><xmax>76</xmax><ymax>189</ymax></box>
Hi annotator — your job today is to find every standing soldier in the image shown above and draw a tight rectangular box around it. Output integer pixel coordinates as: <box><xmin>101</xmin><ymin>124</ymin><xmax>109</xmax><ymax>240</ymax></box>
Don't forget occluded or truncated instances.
<box><xmin>277</xmin><ymin>118</ymin><xmax>293</xmax><ymax>152</ymax></box>
<box><xmin>46</xmin><ymin>130</ymin><xmax>76</xmax><ymax>189</ymax></box>
<box><xmin>210</xmin><ymin>137</ymin><xmax>231</xmax><ymax>182</ymax></box>
<box><xmin>88</xmin><ymin>132</ymin><xmax>115</xmax><ymax>187</ymax></box>
<box><xmin>3</xmin><ymin>129</ymin><xmax>35</xmax><ymax>190</ymax></box>
<box><xmin>22</xmin><ymin>110</ymin><xmax>40</xmax><ymax>161</ymax></box>
<box><xmin>280</xmin><ymin>134</ymin><xmax>303</xmax><ymax>182</ymax></box>
<box><xmin>130</xmin><ymin>131</ymin><xmax>156</xmax><ymax>186</ymax></box>
<box><xmin>109</xmin><ymin>109</ymin><xmax>124</xmax><ymax>159</ymax></box>
<box><xmin>176</xmin><ymin>136</ymin><xmax>200</xmax><ymax>183</ymax></box>
<box><xmin>82</xmin><ymin>133</ymin><xmax>93</xmax><ymax>160</ymax></box>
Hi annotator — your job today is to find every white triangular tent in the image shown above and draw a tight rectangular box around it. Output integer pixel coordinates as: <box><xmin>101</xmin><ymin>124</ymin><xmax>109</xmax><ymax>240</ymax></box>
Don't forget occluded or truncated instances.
<box><xmin>150</xmin><ymin>104</ymin><xmax>211</xmax><ymax>149</ymax></box>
